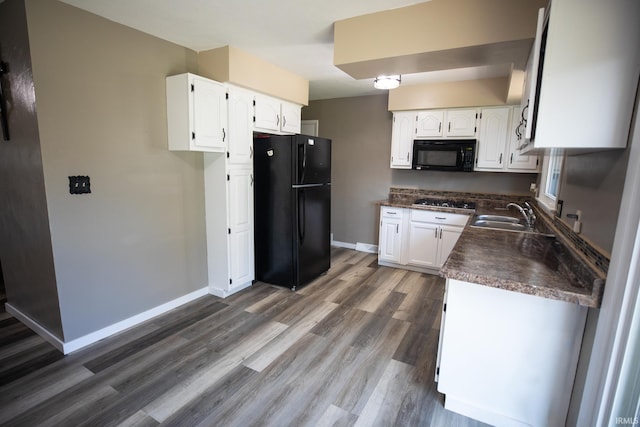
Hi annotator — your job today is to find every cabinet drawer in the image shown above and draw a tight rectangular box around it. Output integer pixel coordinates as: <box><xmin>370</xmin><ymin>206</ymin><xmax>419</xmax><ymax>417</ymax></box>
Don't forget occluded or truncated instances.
<box><xmin>410</xmin><ymin>209</ymin><xmax>469</xmax><ymax>226</ymax></box>
<box><xmin>381</xmin><ymin>206</ymin><xmax>404</xmax><ymax>218</ymax></box>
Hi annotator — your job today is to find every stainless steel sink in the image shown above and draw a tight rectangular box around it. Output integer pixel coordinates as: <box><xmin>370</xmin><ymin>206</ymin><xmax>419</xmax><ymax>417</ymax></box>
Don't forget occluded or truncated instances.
<box><xmin>472</xmin><ymin>220</ymin><xmax>527</xmax><ymax>231</ymax></box>
<box><xmin>475</xmin><ymin>215</ymin><xmax>521</xmax><ymax>224</ymax></box>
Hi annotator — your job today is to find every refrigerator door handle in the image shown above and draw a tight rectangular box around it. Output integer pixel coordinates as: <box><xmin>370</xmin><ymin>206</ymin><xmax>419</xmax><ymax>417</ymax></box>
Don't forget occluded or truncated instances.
<box><xmin>298</xmin><ymin>190</ymin><xmax>306</xmax><ymax>244</ymax></box>
<box><xmin>301</xmin><ymin>142</ymin><xmax>307</xmax><ymax>183</ymax></box>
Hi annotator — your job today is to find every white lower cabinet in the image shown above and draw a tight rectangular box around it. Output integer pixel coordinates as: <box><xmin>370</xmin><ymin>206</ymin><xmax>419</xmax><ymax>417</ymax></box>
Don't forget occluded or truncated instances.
<box><xmin>437</xmin><ymin>279</ymin><xmax>587</xmax><ymax>427</ymax></box>
<box><xmin>204</xmin><ymin>155</ymin><xmax>254</xmax><ymax>297</ymax></box>
<box><xmin>378</xmin><ymin>207</ymin><xmax>405</xmax><ymax>263</ymax></box>
<box><xmin>378</xmin><ymin>207</ymin><xmax>468</xmax><ymax>273</ymax></box>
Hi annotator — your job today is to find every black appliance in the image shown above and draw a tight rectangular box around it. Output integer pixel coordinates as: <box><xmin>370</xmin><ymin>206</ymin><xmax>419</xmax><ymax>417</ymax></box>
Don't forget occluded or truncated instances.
<box><xmin>253</xmin><ymin>134</ymin><xmax>331</xmax><ymax>291</ymax></box>
<box><xmin>412</xmin><ymin>139</ymin><xmax>476</xmax><ymax>171</ymax></box>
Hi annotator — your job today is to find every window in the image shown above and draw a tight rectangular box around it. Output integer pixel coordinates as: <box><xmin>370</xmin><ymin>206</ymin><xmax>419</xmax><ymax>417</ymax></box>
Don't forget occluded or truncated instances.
<box><xmin>537</xmin><ymin>148</ymin><xmax>564</xmax><ymax>212</ymax></box>
<box><xmin>545</xmin><ymin>148</ymin><xmax>563</xmax><ymax>200</ymax></box>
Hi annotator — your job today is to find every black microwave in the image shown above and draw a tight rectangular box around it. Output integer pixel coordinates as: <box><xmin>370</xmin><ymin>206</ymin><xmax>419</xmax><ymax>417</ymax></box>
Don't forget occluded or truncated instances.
<box><xmin>412</xmin><ymin>139</ymin><xmax>476</xmax><ymax>172</ymax></box>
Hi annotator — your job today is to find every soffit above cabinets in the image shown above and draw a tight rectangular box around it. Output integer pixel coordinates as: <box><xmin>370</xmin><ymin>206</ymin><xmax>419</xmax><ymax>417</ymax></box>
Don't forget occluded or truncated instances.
<box><xmin>333</xmin><ymin>0</ymin><xmax>547</xmax><ymax>80</ymax></box>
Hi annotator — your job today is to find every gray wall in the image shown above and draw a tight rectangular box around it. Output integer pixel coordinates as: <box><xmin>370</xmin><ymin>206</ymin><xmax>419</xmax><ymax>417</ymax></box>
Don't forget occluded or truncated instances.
<box><xmin>0</xmin><ymin>0</ymin><xmax>64</xmax><ymax>338</ymax></box>
<box><xmin>20</xmin><ymin>0</ymin><xmax>206</xmax><ymax>341</ymax></box>
<box><xmin>558</xmin><ymin>149</ymin><xmax>629</xmax><ymax>254</ymax></box>
<box><xmin>302</xmin><ymin>94</ymin><xmax>537</xmax><ymax>245</ymax></box>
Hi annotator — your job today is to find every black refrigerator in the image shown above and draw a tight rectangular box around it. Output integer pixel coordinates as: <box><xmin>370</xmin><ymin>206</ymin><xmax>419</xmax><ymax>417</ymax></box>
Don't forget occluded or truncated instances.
<box><xmin>253</xmin><ymin>134</ymin><xmax>331</xmax><ymax>291</ymax></box>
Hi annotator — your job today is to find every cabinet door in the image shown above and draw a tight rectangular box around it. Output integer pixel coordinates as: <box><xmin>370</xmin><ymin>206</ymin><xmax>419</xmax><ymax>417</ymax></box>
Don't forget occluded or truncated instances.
<box><xmin>416</xmin><ymin>110</ymin><xmax>444</xmax><ymax>137</ymax></box>
<box><xmin>507</xmin><ymin>106</ymin><xmax>540</xmax><ymax>172</ymax></box>
<box><xmin>281</xmin><ymin>101</ymin><xmax>302</xmax><ymax>134</ymax></box>
<box><xmin>254</xmin><ymin>93</ymin><xmax>281</xmax><ymax>132</ymax></box>
<box><xmin>476</xmin><ymin>107</ymin><xmax>510</xmax><ymax>170</ymax></box>
<box><xmin>407</xmin><ymin>222</ymin><xmax>439</xmax><ymax>268</ymax></box>
<box><xmin>192</xmin><ymin>77</ymin><xmax>227</xmax><ymax>150</ymax></box>
<box><xmin>391</xmin><ymin>112</ymin><xmax>415</xmax><ymax>169</ymax></box>
<box><xmin>228</xmin><ymin>167</ymin><xmax>254</xmax><ymax>287</ymax></box>
<box><xmin>437</xmin><ymin>226</ymin><xmax>463</xmax><ymax>268</ymax></box>
<box><xmin>444</xmin><ymin>109</ymin><xmax>477</xmax><ymax>137</ymax></box>
<box><xmin>227</xmin><ymin>86</ymin><xmax>254</xmax><ymax>165</ymax></box>
<box><xmin>379</xmin><ymin>217</ymin><xmax>403</xmax><ymax>263</ymax></box>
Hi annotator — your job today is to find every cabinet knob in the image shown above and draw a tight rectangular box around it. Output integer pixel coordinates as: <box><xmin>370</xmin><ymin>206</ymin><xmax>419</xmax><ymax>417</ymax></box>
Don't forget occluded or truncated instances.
<box><xmin>499</xmin><ymin>153</ymin><xmax>503</xmax><ymax>164</ymax></box>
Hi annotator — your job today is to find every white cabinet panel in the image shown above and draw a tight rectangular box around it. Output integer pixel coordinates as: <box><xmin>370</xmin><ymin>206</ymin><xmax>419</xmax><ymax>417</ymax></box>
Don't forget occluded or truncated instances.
<box><xmin>227</xmin><ymin>85</ymin><xmax>254</xmax><ymax>165</ymax></box>
<box><xmin>437</xmin><ymin>226</ymin><xmax>463</xmax><ymax>267</ymax></box>
<box><xmin>475</xmin><ymin>107</ymin><xmax>510</xmax><ymax>170</ymax></box>
<box><xmin>507</xmin><ymin>106</ymin><xmax>539</xmax><ymax>172</ymax></box>
<box><xmin>416</xmin><ymin>111</ymin><xmax>444</xmax><ymax>137</ymax></box>
<box><xmin>254</xmin><ymin>93</ymin><xmax>301</xmax><ymax>135</ymax></box>
<box><xmin>228</xmin><ymin>167</ymin><xmax>254</xmax><ymax>288</ymax></box>
<box><xmin>166</xmin><ymin>73</ymin><xmax>227</xmax><ymax>152</ymax></box>
<box><xmin>407</xmin><ymin>222</ymin><xmax>439</xmax><ymax>268</ymax></box>
<box><xmin>444</xmin><ymin>109</ymin><xmax>477</xmax><ymax>137</ymax></box>
<box><xmin>379</xmin><ymin>217</ymin><xmax>403</xmax><ymax>263</ymax></box>
<box><xmin>390</xmin><ymin>112</ymin><xmax>415</xmax><ymax>169</ymax></box>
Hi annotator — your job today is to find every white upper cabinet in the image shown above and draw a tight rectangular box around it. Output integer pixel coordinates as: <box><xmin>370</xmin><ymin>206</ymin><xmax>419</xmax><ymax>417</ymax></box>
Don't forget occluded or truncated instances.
<box><xmin>522</xmin><ymin>0</ymin><xmax>640</xmax><ymax>152</ymax></box>
<box><xmin>390</xmin><ymin>111</ymin><xmax>415</xmax><ymax>169</ymax></box>
<box><xmin>475</xmin><ymin>107</ymin><xmax>510</xmax><ymax>170</ymax></box>
<box><xmin>166</xmin><ymin>73</ymin><xmax>227</xmax><ymax>152</ymax></box>
<box><xmin>227</xmin><ymin>85</ymin><xmax>254</xmax><ymax>165</ymax></box>
<box><xmin>507</xmin><ymin>106</ymin><xmax>539</xmax><ymax>172</ymax></box>
<box><xmin>254</xmin><ymin>93</ymin><xmax>301</xmax><ymax>135</ymax></box>
<box><xmin>281</xmin><ymin>101</ymin><xmax>302</xmax><ymax>134</ymax></box>
<box><xmin>475</xmin><ymin>106</ymin><xmax>539</xmax><ymax>173</ymax></box>
<box><xmin>416</xmin><ymin>111</ymin><xmax>444</xmax><ymax>137</ymax></box>
<box><xmin>444</xmin><ymin>109</ymin><xmax>478</xmax><ymax>137</ymax></box>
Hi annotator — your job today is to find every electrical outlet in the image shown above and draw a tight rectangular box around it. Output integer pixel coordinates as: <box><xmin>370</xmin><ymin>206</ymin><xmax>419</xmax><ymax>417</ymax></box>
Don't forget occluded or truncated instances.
<box><xmin>69</xmin><ymin>176</ymin><xmax>91</xmax><ymax>194</ymax></box>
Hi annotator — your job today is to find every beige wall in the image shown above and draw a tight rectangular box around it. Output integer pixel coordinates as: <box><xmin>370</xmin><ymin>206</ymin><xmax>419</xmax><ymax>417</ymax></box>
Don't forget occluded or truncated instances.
<box><xmin>334</xmin><ymin>0</ymin><xmax>545</xmax><ymax>79</ymax></box>
<box><xmin>303</xmin><ymin>94</ymin><xmax>536</xmax><ymax>246</ymax></box>
<box><xmin>0</xmin><ymin>0</ymin><xmax>64</xmax><ymax>339</ymax></box>
<box><xmin>25</xmin><ymin>0</ymin><xmax>205</xmax><ymax>340</ymax></box>
<box><xmin>198</xmin><ymin>45</ymin><xmax>309</xmax><ymax>106</ymax></box>
<box><xmin>388</xmin><ymin>77</ymin><xmax>511</xmax><ymax>111</ymax></box>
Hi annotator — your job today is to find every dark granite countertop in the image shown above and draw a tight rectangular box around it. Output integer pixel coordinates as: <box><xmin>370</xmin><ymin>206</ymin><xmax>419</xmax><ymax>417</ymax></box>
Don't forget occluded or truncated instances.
<box><xmin>377</xmin><ymin>189</ymin><xmax>605</xmax><ymax>308</ymax></box>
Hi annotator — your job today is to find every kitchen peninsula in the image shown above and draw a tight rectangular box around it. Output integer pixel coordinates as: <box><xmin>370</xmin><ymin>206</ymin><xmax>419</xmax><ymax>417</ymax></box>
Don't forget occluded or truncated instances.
<box><xmin>378</xmin><ymin>187</ymin><xmax>605</xmax><ymax>426</ymax></box>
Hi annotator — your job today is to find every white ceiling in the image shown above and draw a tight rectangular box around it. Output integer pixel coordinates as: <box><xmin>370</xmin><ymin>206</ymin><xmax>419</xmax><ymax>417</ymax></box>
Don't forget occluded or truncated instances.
<box><xmin>59</xmin><ymin>0</ymin><xmax>511</xmax><ymax>100</ymax></box>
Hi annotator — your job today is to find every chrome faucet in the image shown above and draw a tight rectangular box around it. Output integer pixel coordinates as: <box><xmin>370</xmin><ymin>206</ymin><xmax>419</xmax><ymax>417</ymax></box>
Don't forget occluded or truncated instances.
<box><xmin>507</xmin><ymin>202</ymin><xmax>536</xmax><ymax>228</ymax></box>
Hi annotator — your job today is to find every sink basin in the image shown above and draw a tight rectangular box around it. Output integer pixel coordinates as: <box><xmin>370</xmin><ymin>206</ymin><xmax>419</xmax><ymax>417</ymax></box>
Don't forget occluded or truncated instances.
<box><xmin>475</xmin><ymin>214</ymin><xmax>521</xmax><ymax>224</ymax></box>
<box><xmin>472</xmin><ymin>220</ymin><xmax>528</xmax><ymax>231</ymax></box>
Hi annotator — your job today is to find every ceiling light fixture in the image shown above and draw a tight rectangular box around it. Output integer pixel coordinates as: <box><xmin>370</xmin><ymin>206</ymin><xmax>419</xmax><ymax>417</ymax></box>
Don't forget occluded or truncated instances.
<box><xmin>374</xmin><ymin>75</ymin><xmax>401</xmax><ymax>90</ymax></box>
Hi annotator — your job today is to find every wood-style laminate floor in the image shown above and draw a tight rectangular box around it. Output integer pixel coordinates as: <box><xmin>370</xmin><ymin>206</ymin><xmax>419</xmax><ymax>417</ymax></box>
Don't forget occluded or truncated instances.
<box><xmin>0</xmin><ymin>248</ymin><xmax>487</xmax><ymax>427</ymax></box>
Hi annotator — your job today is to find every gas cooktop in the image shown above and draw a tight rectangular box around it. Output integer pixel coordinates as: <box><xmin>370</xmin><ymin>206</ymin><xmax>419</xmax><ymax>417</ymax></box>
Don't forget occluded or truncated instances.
<box><xmin>413</xmin><ymin>198</ymin><xmax>476</xmax><ymax>210</ymax></box>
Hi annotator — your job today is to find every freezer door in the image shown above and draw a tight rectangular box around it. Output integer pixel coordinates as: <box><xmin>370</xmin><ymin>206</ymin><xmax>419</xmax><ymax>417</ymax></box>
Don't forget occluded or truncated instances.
<box><xmin>294</xmin><ymin>135</ymin><xmax>331</xmax><ymax>185</ymax></box>
<box><xmin>294</xmin><ymin>185</ymin><xmax>331</xmax><ymax>287</ymax></box>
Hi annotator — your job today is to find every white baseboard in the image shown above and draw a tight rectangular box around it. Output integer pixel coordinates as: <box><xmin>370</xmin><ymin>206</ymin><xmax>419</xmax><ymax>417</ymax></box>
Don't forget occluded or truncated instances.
<box><xmin>332</xmin><ymin>240</ymin><xmax>378</xmax><ymax>254</ymax></box>
<box><xmin>355</xmin><ymin>242</ymin><xmax>378</xmax><ymax>254</ymax></box>
<box><xmin>7</xmin><ymin>286</ymin><xmax>209</xmax><ymax>354</ymax></box>
<box><xmin>331</xmin><ymin>240</ymin><xmax>356</xmax><ymax>250</ymax></box>
<box><xmin>209</xmin><ymin>281</ymin><xmax>252</xmax><ymax>298</ymax></box>
<box><xmin>5</xmin><ymin>304</ymin><xmax>66</xmax><ymax>353</ymax></box>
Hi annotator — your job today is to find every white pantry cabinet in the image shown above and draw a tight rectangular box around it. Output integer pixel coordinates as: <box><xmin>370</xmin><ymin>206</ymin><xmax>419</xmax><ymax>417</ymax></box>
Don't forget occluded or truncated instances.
<box><xmin>378</xmin><ymin>207</ymin><xmax>468</xmax><ymax>273</ymax></box>
<box><xmin>166</xmin><ymin>73</ymin><xmax>227</xmax><ymax>152</ymax></box>
<box><xmin>390</xmin><ymin>112</ymin><xmax>415</xmax><ymax>169</ymax></box>
<box><xmin>204</xmin><ymin>155</ymin><xmax>254</xmax><ymax>298</ymax></box>
<box><xmin>254</xmin><ymin>93</ymin><xmax>302</xmax><ymax>135</ymax></box>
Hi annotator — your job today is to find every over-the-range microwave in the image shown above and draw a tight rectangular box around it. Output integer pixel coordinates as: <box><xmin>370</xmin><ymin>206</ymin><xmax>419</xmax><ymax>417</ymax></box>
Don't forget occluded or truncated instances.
<box><xmin>412</xmin><ymin>139</ymin><xmax>476</xmax><ymax>172</ymax></box>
